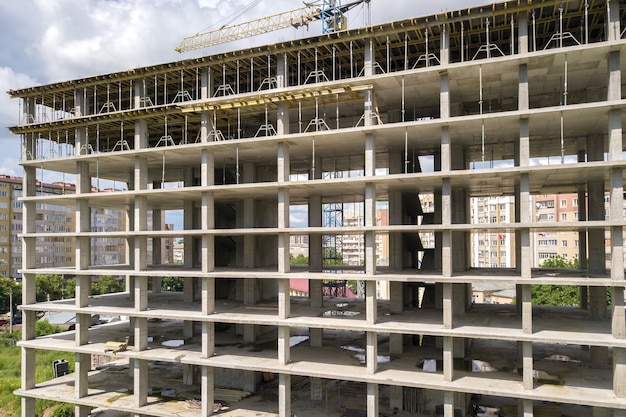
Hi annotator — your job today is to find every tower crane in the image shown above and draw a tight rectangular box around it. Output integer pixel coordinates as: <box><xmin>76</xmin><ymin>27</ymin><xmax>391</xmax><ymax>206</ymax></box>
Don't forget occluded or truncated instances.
<box><xmin>175</xmin><ymin>0</ymin><xmax>370</xmax><ymax>53</ymax></box>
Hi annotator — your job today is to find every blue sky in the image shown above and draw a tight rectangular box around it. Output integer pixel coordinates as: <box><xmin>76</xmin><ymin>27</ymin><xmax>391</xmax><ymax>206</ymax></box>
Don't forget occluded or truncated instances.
<box><xmin>0</xmin><ymin>0</ymin><xmax>483</xmax><ymax>227</ymax></box>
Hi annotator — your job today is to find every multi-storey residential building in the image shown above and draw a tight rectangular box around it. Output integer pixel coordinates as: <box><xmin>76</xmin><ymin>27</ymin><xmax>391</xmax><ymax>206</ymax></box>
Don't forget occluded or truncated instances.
<box><xmin>471</xmin><ymin>196</ymin><xmax>516</xmax><ymax>268</ymax></box>
<box><xmin>533</xmin><ymin>193</ymin><xmax>581</xmax><ymax>265</ymax></box>
<box><xmin>8</xmin><ymin>1</ymin><xmax>626</xmax><ymax>417</ymax></box>
<box><xmin>0</xmin><ymin>175</ymin><xmax>76</xmax><ymax>279</ymax></box>
<box><xmin>0</xmin><ymin>175</ymin><xmax>128</xmax><ymax>278</ymax></box>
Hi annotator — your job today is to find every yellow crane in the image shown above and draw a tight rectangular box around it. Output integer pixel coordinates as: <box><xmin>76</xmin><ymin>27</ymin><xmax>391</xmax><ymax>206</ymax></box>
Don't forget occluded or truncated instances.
<box><xmin>175</xmin><ymin>0</ymin><xmax>370</xmax><ymax>53</ymax></box>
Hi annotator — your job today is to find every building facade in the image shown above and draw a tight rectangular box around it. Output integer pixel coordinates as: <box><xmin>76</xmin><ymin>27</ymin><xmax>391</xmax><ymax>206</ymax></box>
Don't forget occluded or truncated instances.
<box><xmin>8</xmin><ymin>1</ymin><xmax>626</xmax><ymax>417</ymax></box>
<box><xmin>0</xmin><ymin>175</ymin><xmax>128</xmax><ymax>279</ymax></box>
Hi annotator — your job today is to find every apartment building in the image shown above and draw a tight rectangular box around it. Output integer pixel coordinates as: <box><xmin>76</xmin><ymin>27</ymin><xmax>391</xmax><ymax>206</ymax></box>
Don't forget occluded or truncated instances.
<box><xmin>8</xmin><ymin>1</ymin><xmax>626</xmax><ymax>417</ymax></box>
<box><xmin>471</xmin><ymin>196</ymin><xmax>516</xmax><ymax>268</ymax></box>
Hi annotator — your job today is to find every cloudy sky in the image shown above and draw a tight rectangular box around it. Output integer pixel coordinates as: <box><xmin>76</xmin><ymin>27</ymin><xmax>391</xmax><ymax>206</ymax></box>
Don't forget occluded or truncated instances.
<box><xmin>0</xmin><ymin>0</ymin><xmax>483</xmax><ymax>225</ymax></box>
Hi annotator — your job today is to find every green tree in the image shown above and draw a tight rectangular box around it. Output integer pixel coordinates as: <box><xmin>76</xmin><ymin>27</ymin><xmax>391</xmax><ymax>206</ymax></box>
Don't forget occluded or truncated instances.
<box><xmin>290</xmin><ymin>254</ymin><xmax>309</xmax><ymax>265</ymax></box>
<box><xmin>531</xmin><ymin>285</ymin><xmax>580</xmax><ymax>307</ymax></box>
<box><xmin>36</xmin><ymin>274</ymin><xmax>61</xmax><ymax>302</ymax></box>
<box><xmin>0</xmin><ymin>276</ymin><xmax>21</xmax><ymax>314</ymax></box>
<box><xmin>36</xmin><ymin>319</ymin><xmax>62</xmax><ymax>337</ymax></box>
<box><xmin>91</xmin><ymin>275</ymin><xmax>125</xmax><ymax>295</ymax></box>
<box><xmin>540</xmin><ymin>255</ymin><xmax>579</xmax><ymax>269</ymax></box>
<box><xmin>533</xmin><ymin>256</ymin><xmax>581</xmax><ymax>306</ymax></box>
<box><xmin>161</xmin><ymin>276</ymin><xmax>184</xmax><ymax>292</ymax></box>
<box><xmin>323</xmin><ymin>248</ymin><xmax>347</xmax><ymax>265</ymax></box>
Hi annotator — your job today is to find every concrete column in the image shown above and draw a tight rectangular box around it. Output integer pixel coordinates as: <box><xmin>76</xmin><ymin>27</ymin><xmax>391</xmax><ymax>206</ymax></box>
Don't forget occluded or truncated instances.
<box><xmin>587</xmin><ymin>136</ymin><xmax>607</xmax><ymax>324</ymax></box>
<box><xmin>441</xmin><ymin>181</ymin><xmax>452</xmax><ymax>279</ymax></box>
<box><xmin>608</xmin><ymin>51</ymin><xmax>624</xmax><ymax>330</ymax></box>
<box><xmin>367</xmin><ymin>331</ymin><xmax>378</xmax><ymax>375</ymax></box>
<box><xmin>134</xmin><ymin>119</ymin><xmax>148</xmax><ymax>150</ymax></box>
<box><xmin>278</xmin><ymin>143</ymin><xmax>290</xmax><ymax>274</ymax></box>
<box><xmin>389</xmin><ymin>385</ymin><xmax>403</xmax><ymax>413</ymax></box>
<box><xmin>279</xmin><ymin>373</ymin><xmax>291</xmax><ymax>417</ymax></box>
<box><xmin>365</xmin><ymin>133</ymin><xmax>376</xmax><ymax>278</ymax></box>
<box><xmin>443</xmin><ymin>336</ymin><xmax>453</xmax><ymax>382</ymax></box>
<box><xmin>277</xmin><ymin>54</ymin><xmax>290</xmax><ymax>137</ymax></box>
<box><xmin>366</xmin><ymin>279</ymin><xmax>377</xmax><ymax>325</ymax></box>
<box><xmin>518</xmin><ymin>399</ymin><xmax>533</xmax><ymax>417</ymax></box>
<box><xmin>74</xmin><ymin>405</ymin><xmax>90</xmax><ymax>417</ymax></box>
<box><xmin>389</xmin><ymin>281</ymin><xmax>403</xmax><ymax>354</ymax></box>
<box><xmin>278</xmin><ymin>326</ymin><xmax>290</xmax><ymax>365</ymax></box>
<box><xmin>440</xmin><ymin>72</ymin><xmax>450</xmax><ymax>121</ymax></box>
<box><xmin>614</xmin><ymin>345</ymin><xmax>626</xmax><ymax>398</ymax></box>
<box><xmin>201</xmin><ymin>366</ymin><xmax>215</xmax><ymax>417</ymax></box>
<box><xmin>443</xmin><ymin>282</ymin><xmax>452</xmax><ymax>329</ymax></box>
<box><xmin>522</xmin><ymin>341</ymin><xmax>533</xmax><ymax>390</ymax></box>
<box><xmin>76</xmin><ymin>162</ymin><xmax>91</xmax><ymax>271</ymax></box>
<box><xmin>309</xmin><ymin>193</ymin><xmax>323</xmax><ymax>307</ymax></box>
<box><xmin>310</xmin><ymin>328</ymin><xmax>323</xmax><ymax>347</ymax></box>
<box><xmin>75</xmin><ymin>313</ymin><xmax>90</xmax><ymax>347</ymax></box>
<box><xmin>243</xmin><ymin>181</ymin><xmax>255</xmax><ymax>268</ymax></box>
<box><xmin>364</xmin><ymin>37</ymin><xmax>374</xmax><ymax>77</ymax></box>
<box><xmin>388</xmin><ymin>190</ymin><xmax>404</xmax><ymax>269</ymax></box>
<box><xmin>21</xmin><ymin>348</ymin><xmax>36</xmax><ymax>416</ymax></box>
<box><xmin>608</xmin><ymin>0</ymin><xmax>621</xmax><ymax>42</ymax></box>
<box><xmin>614</xmin><ymin>286</ymin><xmax>626</xmax><ymax>339</ymax></box>
<box><xmin>443</xmin><ymin>390</ymin><xmax>454</xmax><ymax>417</ymax></box>
<box><xmin>184</xmin><ymin>168</ymin><xmax>196</xmax><ymax>270</ymax></box>
<box><xmin>440</xmin><ymin>24</ymin><xmax>449</xmax><ymax>65</ymax></box>
<box><xmin>367</xmin><ymin>383</ymin><xmax>379</xmax><ymax>417</ymax></box>
<box><xmin>21</xmin><ymin>164</ymin><xmax>37</xmax><ymax>387</ymax></box>
<box><xmin>310</xmin><ymin>377</ymin><xmax>325</xmax><ymax>401</ymax></box>
<box><xmin>202</xmin><ymin>150</ymin><xmax>215</xmax><ymax>274</ymax></box>
<box><xmin>518</xmin><ymin>175</ymin><xmax>531</xmax><ymax>278</ymax></box>
<box><xmin>202</xmin><ymin>276</ymin><xmax>215</xmax><ymax>358</ymax></box>
<box><xmin>152</xmin><ymin>227</ymin><xmax>162</xmax><ymax>268</ymax></box>
<box><xmin>199</xmin><ymin>69</ymin><xmax>211</xmax><ymax>145</ymax></box>
<box><xmin>134</xmin><ymin>358</ymin><xmax>148</xmax><ymax>408</ymax></box>
<box><xmin>518</xmin><ymin>3</ymin><xmax>528</xmax><ymax>55</ymax></box>
<box><xmin>521</xmin><ymin>284</ymin><xmax>532</xmax><ymax>334</ymax></box>
<box><xmin>278</xmin><ymin>277</ymin><xmax>291</xmax><ymax>364</ymax></box>
<box><xmin>75</xmin><ymin>352</ymin><xmax>90</xmax><ymax>401</ymax></box>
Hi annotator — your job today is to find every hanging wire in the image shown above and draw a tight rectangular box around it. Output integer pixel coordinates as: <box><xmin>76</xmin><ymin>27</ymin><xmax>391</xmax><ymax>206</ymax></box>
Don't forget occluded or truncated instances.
<box><xmin>197</xmin><ymin>0</ymin><xmax>263</xmax><ymax>34</ymax></box>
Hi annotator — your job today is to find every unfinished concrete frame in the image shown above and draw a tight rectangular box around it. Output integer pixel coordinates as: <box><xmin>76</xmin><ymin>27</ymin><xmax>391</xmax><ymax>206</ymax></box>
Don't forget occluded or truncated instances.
<box><xmin>9</xmin><ymin>1</ymin><xmax>626</xmax><ymax>416</ymax></box>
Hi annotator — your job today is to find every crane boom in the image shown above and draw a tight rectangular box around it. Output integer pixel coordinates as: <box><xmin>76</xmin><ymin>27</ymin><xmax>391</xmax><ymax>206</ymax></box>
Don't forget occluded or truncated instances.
<box><xmin>175</xmin><ymin>0</ymin><xmax>369</xmax><ymax>53</ymax></box>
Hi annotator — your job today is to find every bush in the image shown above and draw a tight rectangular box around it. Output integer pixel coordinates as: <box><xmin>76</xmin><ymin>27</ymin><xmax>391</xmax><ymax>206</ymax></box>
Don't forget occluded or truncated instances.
<box><xmin>51</xmin><ymin>403</ymin><xmax>74</xmax><ymax>417</ymax></box>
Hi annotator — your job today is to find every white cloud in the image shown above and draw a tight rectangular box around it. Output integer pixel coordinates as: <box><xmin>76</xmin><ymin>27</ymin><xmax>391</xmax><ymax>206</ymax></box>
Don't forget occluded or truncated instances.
<box><xmin>0</xmin><ymin>0</ymin><xmax>482</xmax><ymax>180</ymax></box>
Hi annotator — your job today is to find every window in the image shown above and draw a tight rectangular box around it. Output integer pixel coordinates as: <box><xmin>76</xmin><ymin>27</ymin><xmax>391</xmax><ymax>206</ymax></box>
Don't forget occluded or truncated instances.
<box><xmin>538</xmin><ymin>252</ymin><xmax>557</xmax><ymax>259</ymax></box>
<box><xmin>573</xmin><ymin>198</ymin><xmax>578</xmax><ymax>207</ymax></box>
<box><xmin>561</xmin><ymin>213</ymin><xmax>567</xmax><ymax>221</ymax></box>
<box><xmin>560</xmin><ymin>199</ymin><xmax>567</xmax><ymax>208</ymax></box>
<box><xmin>499</xmin><ymin>215</ymin><xmax>506</xmax><ymax>222</ymax></box>
<box><xmin>562</xmin><ymin>240</ymin><xmax>567</xmax><ymax>247</ymax></box>
<box><xmin>574</xmin><ymin>212</ymin><xmax>579</xmax><ymax>220</ymax></box>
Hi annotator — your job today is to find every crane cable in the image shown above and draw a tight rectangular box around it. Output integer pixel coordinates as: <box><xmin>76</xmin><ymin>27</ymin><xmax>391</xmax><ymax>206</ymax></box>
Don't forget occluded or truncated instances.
<box><xmin>197</xmin><ymin>0</ymin><xmax>264</xmax><ymax>34</ymax></box>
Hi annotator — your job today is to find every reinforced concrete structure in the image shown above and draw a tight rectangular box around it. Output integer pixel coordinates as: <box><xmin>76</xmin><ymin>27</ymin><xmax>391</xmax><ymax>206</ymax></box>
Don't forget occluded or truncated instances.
<box><xmin>7</xmin><ymin>0</ymin><xmax>626</xmax><ymax>416</ymax></box>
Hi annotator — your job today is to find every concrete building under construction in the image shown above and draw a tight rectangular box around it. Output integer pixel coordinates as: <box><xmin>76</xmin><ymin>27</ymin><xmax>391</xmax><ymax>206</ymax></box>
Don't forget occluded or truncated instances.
<box><xmin>8</xmin><ymin>0</ymin><xmax>626</xmax><ymax>416</ymax></box>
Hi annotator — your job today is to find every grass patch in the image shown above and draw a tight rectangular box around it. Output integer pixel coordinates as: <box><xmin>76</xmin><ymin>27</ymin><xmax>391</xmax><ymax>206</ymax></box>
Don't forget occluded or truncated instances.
<box><xmin>0</xmin><ymin>325</ymin><xmax>75</xmax><ymax>416</ymax></box>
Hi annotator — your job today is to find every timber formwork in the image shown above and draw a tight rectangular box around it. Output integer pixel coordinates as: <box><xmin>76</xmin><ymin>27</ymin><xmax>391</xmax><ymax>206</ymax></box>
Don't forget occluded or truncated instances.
<box><xmin>8</xmin><ymin>1</ymin><xmax>626</xmax><ymax>416</ymax></box>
